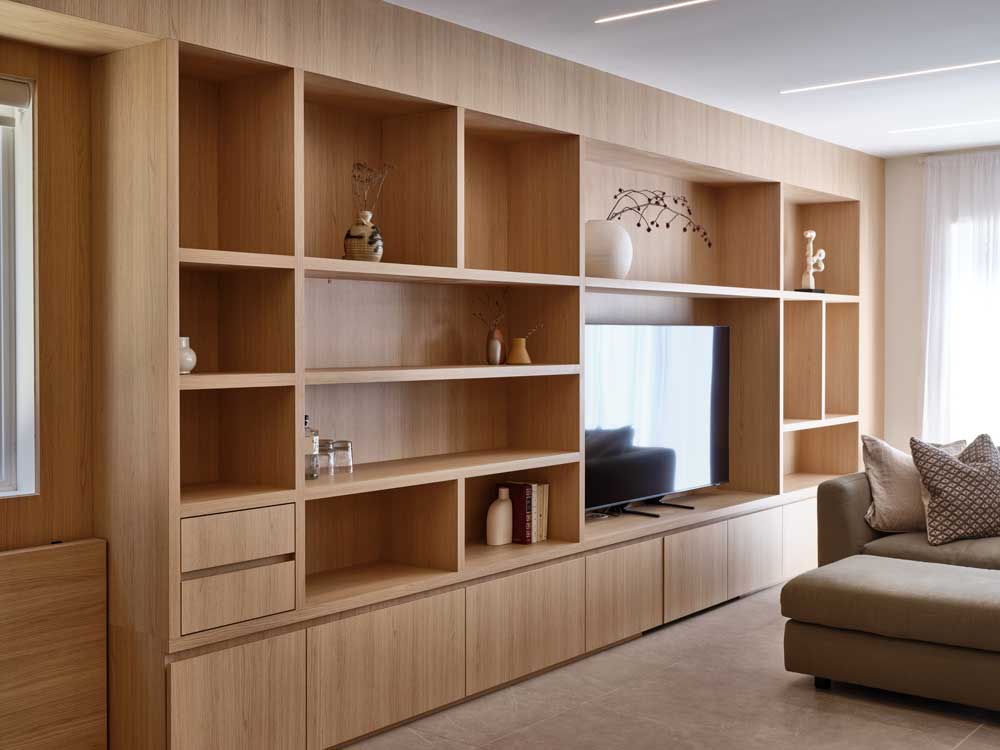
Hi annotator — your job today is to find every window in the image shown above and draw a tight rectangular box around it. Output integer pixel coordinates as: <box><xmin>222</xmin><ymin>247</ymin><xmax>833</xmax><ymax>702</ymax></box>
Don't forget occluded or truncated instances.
<box><xmin>0</xmin><ymin>76</ymin><xmax>36</xmax><ymax>496</ymax></box>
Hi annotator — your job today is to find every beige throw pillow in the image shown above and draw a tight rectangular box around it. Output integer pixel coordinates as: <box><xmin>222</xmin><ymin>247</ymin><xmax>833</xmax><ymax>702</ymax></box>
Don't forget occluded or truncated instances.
<box><xmin>863</xmin><ymin>435</ymin><xmax>966</xmax><ymax>533</ymax></box>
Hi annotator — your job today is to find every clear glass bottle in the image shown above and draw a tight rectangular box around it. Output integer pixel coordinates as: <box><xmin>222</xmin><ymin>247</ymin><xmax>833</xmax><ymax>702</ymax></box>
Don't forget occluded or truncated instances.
<box><xmin>331</xmin><ymin>440</ymin><xmax>353</xmax><ymax>474</ymax></box>
<box><xmin>304</xmin><ymin>415</ymin><xmax>320</xmax><ymax>480</ymax></box>
<box><xmin>318</xmin><ymin>438</ymin><xmax>337</xmax><ymax>474</ymax></box>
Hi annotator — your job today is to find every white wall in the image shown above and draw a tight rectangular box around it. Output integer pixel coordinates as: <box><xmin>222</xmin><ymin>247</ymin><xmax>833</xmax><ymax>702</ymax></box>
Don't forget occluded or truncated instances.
<box><xmin>883</xmin><ymin>156</ymin><xmax>927</xmax><ymax>449</ymax></box>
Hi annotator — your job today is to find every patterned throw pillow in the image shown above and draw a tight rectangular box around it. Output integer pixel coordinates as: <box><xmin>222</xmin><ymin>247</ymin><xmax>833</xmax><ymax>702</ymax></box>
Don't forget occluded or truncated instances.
<box><xmin>911</xmin><ymin>434</ymin><xmax>1000</xmax><ymax>546</ymax></box>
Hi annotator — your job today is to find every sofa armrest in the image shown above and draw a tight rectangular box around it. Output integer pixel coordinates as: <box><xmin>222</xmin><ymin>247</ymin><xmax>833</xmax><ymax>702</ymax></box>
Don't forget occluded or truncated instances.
<box><xmin>817</xmin><ymin>472</ymin><xmax>883</xmax><ymax>566</ymax></box>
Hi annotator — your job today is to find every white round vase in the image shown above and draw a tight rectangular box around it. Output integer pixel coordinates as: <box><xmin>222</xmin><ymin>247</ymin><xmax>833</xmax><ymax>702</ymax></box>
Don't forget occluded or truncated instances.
<box><xmin>585</xmin><ymin>219</ymin><xmax>633</xmax><ymax>279</ymax></box>
<box><xmin>179</xmin><ymin>336</ymin><xmax>197</xmax><ymax>375</ymax></box>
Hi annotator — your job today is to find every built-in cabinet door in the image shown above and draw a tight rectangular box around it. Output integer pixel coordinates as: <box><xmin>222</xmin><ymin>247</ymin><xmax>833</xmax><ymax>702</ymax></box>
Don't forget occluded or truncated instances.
<box><xmin>307</xmin><ymin>589</ymin><xmax>465</xmax><ymax>750</ymax></box>
<box><xmin>782</xmin><ymin>497</ymin><xmax>818</xmax><ymax>579</ymax></box>
<box><xmin>586</xmin><ymin>538</ymin><xmax>663</xmax><ymax>650</ymax></box>
<box><xmin>169</xmin><ymin>631</ymin><xmax>305</xmax><ymax>750</ymax></box>
<box><xmin>727</xmin><ymin>508</ymin><xmax>783</xmax><ymax>597</ymax></box>
<box><xmin>663</xmin><ymin>521</ymin><xmax>729</xmax><ymax>622</ymax></box>
<box><xmin>466</xmin><ymin>558</ymin><xmax>585</xmax><ymax>694</ymax></box>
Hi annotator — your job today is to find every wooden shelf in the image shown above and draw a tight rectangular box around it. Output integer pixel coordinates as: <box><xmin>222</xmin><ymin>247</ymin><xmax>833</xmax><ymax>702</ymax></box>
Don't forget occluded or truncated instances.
<box><xmin>464</xmin><ymin>540</ymin><xmax>579</xmax><ymax>576</ymax></box>
<box><xmin>305</xmin><ymin>562</ymin><xmax>456</xmax><ymax>608</ymax></box>
<box><xmin>179</xmin><ymin>482</ymin><xmax>293</xmax><ymax>507</ymax></box>
<box><xmin>782</xmin><ymin>472</ymin><xmax>839</xmax><ymax>494</ymax></box>
<box><xmin>304</xmin><ymin>449</ymin><xmax>581</xmax><ymax>499</ymax></box>
<box><xmin>583</xmin><ymin>488</ymin><xmax>781</xmax><ymax>546</ymax></box>
<box><xmin>304</xmin><ymin>257</ymin><xmax>580</xmax><ymax>287</ymax></box>
<box><xmin>179</xmin><ymin>373</ymin><xmax>295</xmax><ymax>390</ymax></box>
<box><xmin>783</xmin><ymin>414</ymin><xmax>859</xmax><ymax>432</ymax></box>
<box><xmin>179</xmin><ymin>247</ymin><xmax>296</xmax><ymax>270</ymax></box>
<box><xmin>306</xmin><ymin>364</ymin><xmax>580</xmax><ymax>385</ymax></box>
<box><xmin>585</xmin><ymin>277</ymin><xmax>780</xmax><ymax>299</ymax></box>
<box><xmin>781</xmin><ymin>290</ymin><xmax>859</xmax><ymax>303</ymax></box>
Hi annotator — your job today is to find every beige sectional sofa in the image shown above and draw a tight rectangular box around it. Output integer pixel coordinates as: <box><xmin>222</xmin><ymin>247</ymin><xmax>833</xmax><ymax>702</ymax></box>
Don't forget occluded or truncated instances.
<box><xmin>782</xmin><ymin>472</ymin><xmax>1000</xmax><ymax>710</ymax></box>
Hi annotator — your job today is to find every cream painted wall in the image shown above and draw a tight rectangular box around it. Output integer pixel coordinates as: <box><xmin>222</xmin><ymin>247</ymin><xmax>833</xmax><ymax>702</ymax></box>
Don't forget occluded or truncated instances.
<box><xmin>884</xmin><ymin>156</ymin><xmax>927</xmax><ymax>449</ymax></box>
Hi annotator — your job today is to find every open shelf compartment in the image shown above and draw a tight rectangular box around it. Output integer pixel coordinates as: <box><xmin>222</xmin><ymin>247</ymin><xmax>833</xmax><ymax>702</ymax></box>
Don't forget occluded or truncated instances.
<box><xmin>305</xmin><ymin>480</ymin><xmax>460</xmax><ymax>606</ymax></box>
<box><xmin>783</xmin><ymin>185</ymin><xmax>860</xmax><ymax>296</ymax></box>
<box><xmin>304</xmin><ymin>72</ymin><xmax>459</xmax><ymax>266</ymax></box>
<box><xmin>581</xmin><ymin>138</ymin><xmax>780</xmax><ymax>290</ymax></box>
<box><xmin>178</xmin><ymin>45</ymin><xmax>295</xmax><ymax>255</ymax></box>
<box><xmin>783</xmin><ymin>300</ymin><xmax>824</xmax><ymax>422</ymax></box>
<box><xmin>180</xmin><ymin>264</ymin><xmax>295</xmax><ymax>374</ymax></box>
<box><xmin>305</xmin><ymin>277</ymin><xmax>579</xmax><ymax>370</ymax></box>
<box><xmin>464</xmin><ymin>461</ymin><xmax>582</xmax><ymax>572</ymax></box>
<box><xmin>825</xmin><ymin>303</ymin><xmax>860</xmax><ymax>416</ymax></box>
<box><xmin>179</xmin><ymin>386</ymin><xmax>297</xmax><ymax>504</ymax></box>
<box><xmin>783</xmin><ymin>421</ymin><xmax>860</xmax><ymax>494</ymax></box>
<box><xmin>464</xmin><ymin>111</ymin><xmax>580</xmax><ymax>276</ymax></box>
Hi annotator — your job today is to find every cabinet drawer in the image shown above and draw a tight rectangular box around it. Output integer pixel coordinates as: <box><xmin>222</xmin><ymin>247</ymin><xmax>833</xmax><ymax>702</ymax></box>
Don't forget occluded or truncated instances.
<box><xmin>466</xmin><ymin>558</ymin><xmax>585</xmax><ymax>694</ymax></box>
<box><xmin>181</xmin><ymin>561</ymin><xmax>295</xmax><ymax>634</ymax></box>
<box><xmin>664</xmin><ymin>521</ymin><xmax>729</xmax><ymax>622</ymax></box>
<box><xmin>169</xmin><ymin>631</ymin><xmax>305</xmax><ymax>750</ymax></box>
<box><xmin>307</xmin><ymin>589</ymin><xmax>465</xmax><ymax>749</ymax></box>
<box><xmin>586</xmin><ymin>539</ymin><xmax>663</xmax><ymax>650</ymax></box>
<box><xmin>181</xmin><ymin>504</ymin><xmax>295</xmax><ymax>573</ymax></box>
<box><xmin>783</xmin><ymin>498</ymin><xmax>818</xmax><ymax>579</ymax></box>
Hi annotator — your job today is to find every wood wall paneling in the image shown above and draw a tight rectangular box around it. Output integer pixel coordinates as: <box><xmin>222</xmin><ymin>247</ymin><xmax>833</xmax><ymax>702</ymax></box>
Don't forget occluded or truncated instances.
<box><xmin>0</xmin><ymin>37</ymin><xmax>92</xmax><ymax>551</ymax></box>
<box><xmin>0</xmin><ymin>539</ymin><xmax>106</xmax><ymax>750</ymax></box>
<box><xmin>466</xmin><ymin>558</ymin><xmax>585</xmax><ymax>693</ymax></box>
<box><xmin>663</xmin><ymin>522</ymin><xmax>728</xmax><ymax>622</ymax></box>
<box><xmin>585</xmin><ymin>538</ymin><xmax>663</xmax><ymax>651</ymax></box>
<box><xmin>307</xmin><ymin>589</ymin><xmax>466</xmax><ymax>749</ymax></box>
<box><xmin>168</xmin><ymin>630</ymin><xmax>306</xmax><ymax>750</ymax></box>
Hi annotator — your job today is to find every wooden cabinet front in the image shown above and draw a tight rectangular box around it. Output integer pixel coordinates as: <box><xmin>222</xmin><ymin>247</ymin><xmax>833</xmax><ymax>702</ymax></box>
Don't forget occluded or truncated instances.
<box><xmin>181</xmin><ymin>560</ymin><xmax>295</xmax><ymax>634</ymax></box>
<box><xmin>169</xmin><ymin>631</ymin><xmax>305</xmax><ymax>750</ymax></box>
<box><xmin>783</xmin><ymin>497</ymin><xmax>818</xmax><ymax>579</ymax></box>
<box><xmin>586</xmin><ymin>539</ymin><xmax>663</xmax><ymax>650</ymax></box>
<box><xmin>466</xmin><ymin>558</ymin><xmax>585</xmax><ymax>694</ymax></box>
<box><xmin>181</xmin><ymin>503</ymin><xmax>295</xmax><ymax>572</ymax></box>
<box><xmin>663</xmin><ymin>522</ymin><xmax>729</xmax><ymax>622</ymax></box>
<box><xmin>307</xmin><ymin>589</ymin><xmax>465</xmax><ymax>749</ymax></box>
<box><xmin>727</xmin><ymin>508</ymin><xmax>783</xmax><ymax>597</ymax></box>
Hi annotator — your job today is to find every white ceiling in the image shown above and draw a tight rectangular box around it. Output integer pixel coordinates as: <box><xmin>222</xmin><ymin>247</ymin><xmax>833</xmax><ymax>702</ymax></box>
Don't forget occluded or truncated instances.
<box><xmin>387</xmin><ymin>0</ymin><xmax>1000</xmax><ymax>158</ymax></box>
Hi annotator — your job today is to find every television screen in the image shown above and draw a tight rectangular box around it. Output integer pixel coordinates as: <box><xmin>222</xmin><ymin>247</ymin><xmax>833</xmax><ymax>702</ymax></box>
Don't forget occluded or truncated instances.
<box><xmin>584</xmin><ymin>324</ymin><xmax>729</xmax><ymax>511</ymax></box>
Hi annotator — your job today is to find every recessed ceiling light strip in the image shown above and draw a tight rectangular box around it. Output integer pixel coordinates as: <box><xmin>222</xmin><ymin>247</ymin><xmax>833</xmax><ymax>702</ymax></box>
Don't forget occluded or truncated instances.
<box><xmin>595</xmin><ymin>0</ymin><xmax>715</xmax><ymax>24</ymax></box>
<box><xmin>889</xmin><ymin>118</ymin><xmax>1000</xmax><ymax>135</ymax></box>
<box><xmin>781</xmin><ymin>58</ymin><xmax>1000</xmax><ymax>95</ymax></box>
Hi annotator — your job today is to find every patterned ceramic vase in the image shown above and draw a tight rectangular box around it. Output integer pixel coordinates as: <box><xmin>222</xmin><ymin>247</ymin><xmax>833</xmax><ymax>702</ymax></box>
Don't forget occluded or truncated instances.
<box><xmin>343</xmin><ymin>210</ymin><xmax>384</xmax><ymax>262</ymax></box>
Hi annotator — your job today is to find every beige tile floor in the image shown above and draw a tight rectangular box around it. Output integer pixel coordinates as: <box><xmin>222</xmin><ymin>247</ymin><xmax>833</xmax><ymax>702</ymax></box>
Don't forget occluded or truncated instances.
<box><xmin>348</xmin><ymin>586</ymin><xmax>1000</xmax><ymax>749</ymax></box>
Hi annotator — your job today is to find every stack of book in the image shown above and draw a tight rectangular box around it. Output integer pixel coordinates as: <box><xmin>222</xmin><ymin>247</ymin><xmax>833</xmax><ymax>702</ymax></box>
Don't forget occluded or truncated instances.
<box><xmin>499</xmin><ymin>481</ymin><xmax>550</xmax><ymax>544</ymax></box>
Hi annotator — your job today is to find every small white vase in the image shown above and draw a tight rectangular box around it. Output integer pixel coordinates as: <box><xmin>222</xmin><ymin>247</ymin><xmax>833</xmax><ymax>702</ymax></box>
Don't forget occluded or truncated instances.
<box><xmin>486</xmin><ymin>488</ymin><xmax>513</xmax><ymax>546</ymax></box>
<box><xmin>179</xmin><ymin>336</ymin><xmax>197</xmax><ymax>375</ymax></box>
<box><xmin>585</xmin><ymin>219</ymin><xmax>633</xmax><ymax>279</ymax></box>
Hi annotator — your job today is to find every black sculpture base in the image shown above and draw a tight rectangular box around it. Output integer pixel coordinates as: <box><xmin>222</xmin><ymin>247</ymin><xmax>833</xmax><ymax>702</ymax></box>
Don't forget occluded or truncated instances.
<box><xmin>794</xmin><ymin>288</ymin><xmax>826</xmax><ymax>294</ymax></box>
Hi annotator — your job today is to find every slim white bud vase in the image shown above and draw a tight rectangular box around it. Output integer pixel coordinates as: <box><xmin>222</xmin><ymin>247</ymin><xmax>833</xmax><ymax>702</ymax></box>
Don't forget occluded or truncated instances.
<box><xmin>486</xmin><ymin>487</ymin><xmax>513</xmax><ymax>546</ymax></box>
<box><xmin>179</xmin><ymin>336</ymin><xmax>197</xmax><ymax>375</ymax></box>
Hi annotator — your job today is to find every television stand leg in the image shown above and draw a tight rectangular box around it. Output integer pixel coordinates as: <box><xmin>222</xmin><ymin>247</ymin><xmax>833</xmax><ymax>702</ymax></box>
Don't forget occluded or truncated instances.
<box><xmin>656</xmin><ymin>501</ymin><xmax>696</xmax><ymax>510</ymax></box>
<box><xmin>620</xmin><ymin>507</ymin><xmax>661</xmax><ymax>519</ymax></box>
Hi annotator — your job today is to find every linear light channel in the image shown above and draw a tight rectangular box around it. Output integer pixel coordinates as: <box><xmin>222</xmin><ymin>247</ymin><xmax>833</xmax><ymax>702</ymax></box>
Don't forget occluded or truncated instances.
<box><xmin>780</xmin><ymin>58</ymin><xmax>1000</xmax><ymax>95</ymax></box>
<box><xmin>595</xmin><ymin>0</ymin><xmax>715</xmax><ymax>24</ymax></box>
<box><xmin>889</xmin><ymin>118</ymin><xmax>1000</xmax><ymax>135</ymax></box>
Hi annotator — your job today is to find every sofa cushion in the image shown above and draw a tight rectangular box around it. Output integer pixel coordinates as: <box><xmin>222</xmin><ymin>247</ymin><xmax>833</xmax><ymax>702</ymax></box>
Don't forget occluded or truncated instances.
<box><xmin>863</xmin><ymin>532</ymin><xmax>1000</xmax><ymax>570</ymax></box>
<box><xmin>862</xmin><ymin>435</ymin><xmax>965</xmax><ymax>533</ymax></box>
<box><xmin>781</xmin><ymin>555</ymin><xmax>1000</xmax><ymax>654</ymax></box>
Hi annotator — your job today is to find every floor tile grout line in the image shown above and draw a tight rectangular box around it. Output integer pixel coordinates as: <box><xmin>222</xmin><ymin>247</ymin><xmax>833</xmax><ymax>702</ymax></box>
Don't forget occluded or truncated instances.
<box><xmin>952</xmin><ymin>724</ymin><xmax>984</xmax><ymax>750</ymax></box>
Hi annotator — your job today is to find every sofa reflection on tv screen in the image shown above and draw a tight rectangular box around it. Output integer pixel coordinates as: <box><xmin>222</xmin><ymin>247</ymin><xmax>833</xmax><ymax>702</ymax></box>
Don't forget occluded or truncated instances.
<box><xmin>585</xmin><ymin>427</ymin><xmax>676</xmax><ymax>510</ymax></box>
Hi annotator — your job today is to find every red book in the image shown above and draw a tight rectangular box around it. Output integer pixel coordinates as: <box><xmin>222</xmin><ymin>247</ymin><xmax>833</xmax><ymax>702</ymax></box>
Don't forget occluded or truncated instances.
<box><xmin>502</xmin><ymin>482</ymin><xmax>534</xmax><ymax>544</ymax></box>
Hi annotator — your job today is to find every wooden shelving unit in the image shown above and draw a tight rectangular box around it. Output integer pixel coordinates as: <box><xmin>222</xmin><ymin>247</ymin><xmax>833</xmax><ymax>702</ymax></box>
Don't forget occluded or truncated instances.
<box><xmin>305</xmin><ymin>364</ymin><xmax>581</xmax><ymax>385</ymax></box>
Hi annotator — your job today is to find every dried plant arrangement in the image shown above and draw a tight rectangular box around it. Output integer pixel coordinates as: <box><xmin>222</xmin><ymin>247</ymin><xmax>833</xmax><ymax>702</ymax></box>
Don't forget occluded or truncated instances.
<box><xmin>523</xmin><ymin>322</ymin><xmax>545</xmax><ymax>339</ymax></box>
<box><xmin>351</xmin><ymin>161</ymin><xmax>395</xmax><ymax>214</ymax></box>
<box><xmin>472</xmin><ymin>288</ymin><xmax>510</xmax><ymax>331</ymax></box>
<box><xmin>606</xmin><ymin>188</ymin><xmax>713</xmax><ymax>247</ymax></box>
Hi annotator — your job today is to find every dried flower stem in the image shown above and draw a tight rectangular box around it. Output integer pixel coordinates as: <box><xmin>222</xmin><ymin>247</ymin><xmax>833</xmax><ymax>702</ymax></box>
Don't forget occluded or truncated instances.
<box><xmin>606</xmin><ymin>188</ymin><xmax>713</xmax><ymax>247</ymax></box>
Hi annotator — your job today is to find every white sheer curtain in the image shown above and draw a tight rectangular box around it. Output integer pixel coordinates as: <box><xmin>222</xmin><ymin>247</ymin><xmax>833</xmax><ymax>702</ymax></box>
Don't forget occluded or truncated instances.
<box><xmin>922</xmin><ymin>150</ymin><xmax>1000</xmax><ymax>442</ymax></box>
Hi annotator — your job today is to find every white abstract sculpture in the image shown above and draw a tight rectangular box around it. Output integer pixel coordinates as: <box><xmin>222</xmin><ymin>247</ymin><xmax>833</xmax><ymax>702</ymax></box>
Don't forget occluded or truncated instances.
<box><xmin>799</xmin><ymin>230</ymin><xmax>826</xmax><ymax>291</ymax></box>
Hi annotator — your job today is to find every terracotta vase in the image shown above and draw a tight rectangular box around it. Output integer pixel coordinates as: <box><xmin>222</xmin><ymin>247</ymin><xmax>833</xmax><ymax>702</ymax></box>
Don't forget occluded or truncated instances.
<box><xmin>486</xmin><ymin>328</ymin><xmax>506</xmax><ymax>365</ymax></box>
<box><xmin>507</xmin><ymin>337</ymin><xmax>531</xmax><ymax>365</ymax></box>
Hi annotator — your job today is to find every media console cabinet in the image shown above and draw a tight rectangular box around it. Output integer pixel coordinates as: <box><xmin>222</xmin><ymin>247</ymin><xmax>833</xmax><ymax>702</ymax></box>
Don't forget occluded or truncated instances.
<box><xmin>0</xmin><ymin>2</ymin><xmax>877</xmax><ymax>746</ymax></box>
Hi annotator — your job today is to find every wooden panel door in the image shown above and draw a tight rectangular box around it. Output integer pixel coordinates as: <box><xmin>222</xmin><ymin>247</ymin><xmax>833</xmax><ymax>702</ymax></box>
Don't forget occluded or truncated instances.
<box><xmin>466</xmin><ymin>558</ymin><xmax>585</xmax><ymax>694</ymax></box>
<box><xmin>308</xmin><ymin>590</ymin><xmax>465</xmax><ymax>749</ymax></box>
<box><xmin>783</xmin><ymin>498</ymin><xmax>818</xmax><ymax>579</ymax></box>
<box><xmin>586</xmin><ymin>539</ymin><xmax>663</xmax><ymax>650</ymax></box>
<box><xmin>663</xmin><ymin>522</ymin><xmax>729</xmax><ymax>622</ymax></box>
<box><xmin>727</xmin><ymin>508</ymin><xmax>783</xmax><ymax>597</ymax></box>
<box><xmin>169</xmin><ymin>631</ymin><xmax>305</xmax><ymax>750</ymax></box>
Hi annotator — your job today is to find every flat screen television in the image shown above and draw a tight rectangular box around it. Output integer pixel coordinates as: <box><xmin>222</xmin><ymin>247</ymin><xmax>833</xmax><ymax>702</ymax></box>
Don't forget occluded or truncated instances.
<box><xmin>584</xmin><ymin>324</ymin><xmax>729</xmax><ymax>512</ymax></box>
